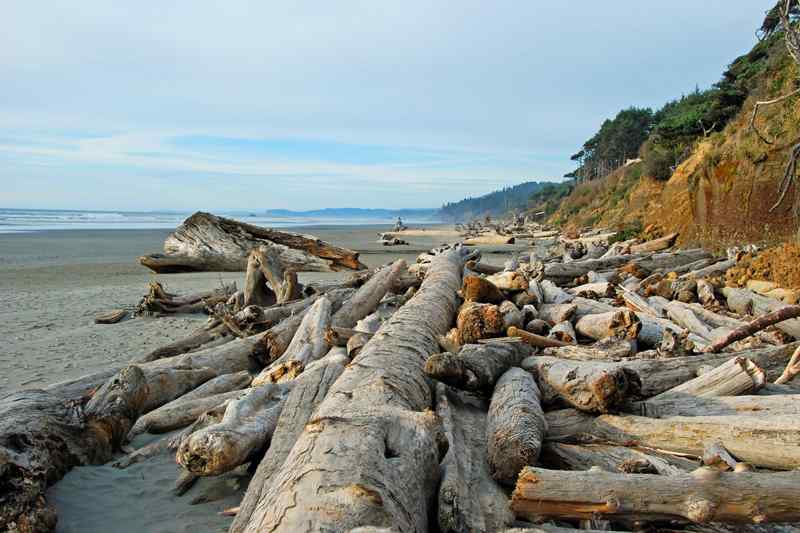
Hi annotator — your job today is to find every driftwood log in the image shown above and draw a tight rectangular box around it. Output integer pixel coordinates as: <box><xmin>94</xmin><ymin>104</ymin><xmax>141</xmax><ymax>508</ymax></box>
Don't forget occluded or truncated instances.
<box><xmin>511</xmin><ymin>466</ymin><xmax>800</xmax><ymax>524</ymax></box>
<box><xmin>486</xmin><ymin>368</ymin><xmax>547</xmax><ymax>485</ymax></box>
<box><xmin>424</xmin><ymin>341</ymin><xmax>533</xmax><ymax>392</ymax></box>
<box><xmin>139</xmin><ymin>211</ymin><xmax>365</xmax><ymax>273</ymax></box>
<box><xmin>234</xmin><ymin>246</ymin><xmax>466</xmax><ymax>532</ymax></box>
<box><xmin>541</xmin><ymin>442</ymin><xmax>697</xmax><ymax>475</ymax></box>
<box><xmin>435</xmin><ymin>384</ymin><xmax>514</xmax><ymax>532</ymax></box>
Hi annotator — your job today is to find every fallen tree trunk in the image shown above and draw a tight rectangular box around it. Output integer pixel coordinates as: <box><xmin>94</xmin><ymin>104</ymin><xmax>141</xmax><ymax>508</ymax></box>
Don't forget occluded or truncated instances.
<box><xmin>574</xmin><ymin>309</ymin><xmax>641</xmax><ymax>341</ymax></box>
<box><xmin>511</xmin><ymin>466</ymin><xmax>800</xmax><ymax>524</ymax></box>
<box><xmin>176</xmin><ymin>383</ymin><xmax>290</xmax><ymax>476</ymax></box>
<box><xmin>424</xmin><ymin>341</ymin><xmax>532</xmax><ymax>392</ymax></box>
<box><xmin>137</xmin><ymin>321</ymin><xmax>233</xmax><ymax>362</ymax></box>
<box><xmin>541</xmin><ymin>442</ymin><xmax>698</xmax><ymax>475</ymax></box>
<box><xmin>633</xmin><ymin>393</ymin><xmax>800</xmax><ymax>418</ymax></box>
<box><xmin>235</xmin><ymin>246</ymin><xmax>466</xmax><ymax>532</ymax></box>
<box><xmin>436</xmin><ymin>384</ymin><xmax>514</xmax><ymax>532</ymax></box>
<box><xmin>330</xmin><ymin>260</ymin><xmax>406</xmax><ymax>329</ymax></box>
<box><xmin>629</xmin><ymin>232</ymin><xmax>678</xmax><ymax>254</ymax></box>
<box><xmin>543</xmin><ymin>338</ymin><xmax>637</xmax><ymax>361</ymax></box>
<box><xmin>524</xmin><ymin>356</ymin><xmax>640</xmax><ymax>413</ymax></box>
<box><xmin>457</xmin><ymin>301</ymin><xmax>522</xmax><ymax>344</ymax></box>
<box><xmin>461</xmin><ymin>275</ymin><xmax>506</xmax><ymax>304</ymax></box>
<box><xmin>508</xmin><ymin>326</ymin><xmax>570</xmax><ymax>348</ymax></box>
<box><xmin>139</xmin><ymin>211</ymin><xmax>366</xmax><ymax>273</ymax></box>
<box><xmin>138</xmin><ymin>366</ymin><xmax>218</xmax><ymax>413</ymax></box>
<box><xmin>487</xmin><ymin>368</ymin><xmax>547</xmax><ymax>485</ymax></box>
<box><xmin>722</xmin><ymin>287</ymin><xmax>800</xmax><ymax>338</ymax></box>
<box><xmin>549</xmin><ymin>321</ymin><xmax>577</xmax><ymax>344</ymax></box>
<box><xmin>545</xmin><ymin>411</ymin><xmax>800</xmax><ymax>469</ymax></box>
<box><xmin>1</xmin><ymin>366</ymin><xmax>148</xmax><ymax>532</ymax></box>
<box><xmin>645</xmin><ymin>357</ymin><xmax>765</xmax><ymax>403</ymax></box>
<box><xmin>229</xmin><ymin>350</ymin><xmax>348</xmax><ymax>533</ymax></box>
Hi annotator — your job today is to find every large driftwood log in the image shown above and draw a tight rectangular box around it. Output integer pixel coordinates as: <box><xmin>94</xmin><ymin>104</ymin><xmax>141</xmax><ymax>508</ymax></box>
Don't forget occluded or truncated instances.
<box><xmin>138</xmin><ymin>366</ymin><xmax>218</xmax><ymax>413</ymax></box>
<box><xmin>523</xmin><ymin>356</ymin><xmax>640</xmax><ymax>413</ymax></box>
<box><xmin>244</xmin><ymin>248</ymin><xmax>276</xmax><ymax>307</ymax></box>
<box><xmin>253</xmin><ymin>296</ymin><xmax>332</xmax><ymax>385</ymax></box>
<box><xmin>487</xmin><ymin>368</ymin><xmax>547</xmax><ymax>485</ymax></box>
<box><xmin>511</xmin><ymin>466</ymin><xmax>800</xmax><ymax>524</ymax></box>
<box><xmin>634</xmin><ymin>393</ymin><xmax>800</xmax><ymax>418</ymax></box>
<box><xmin>722</xmin><ymin>287</ymin><xmax>800</xmax><ymax>338</ymax></box>
<box><xmin>330</xmin><ymin>260</ymin><xmax>406</xmax><ymax>329</ymax></box>
<box><xmin>229</xmin><ymin>351</ymin><xmax>348</xmax><ymax>533</ymax></box>
<box><xmin>424</xmin><ymin>341</ymin><xmax>533</xmax><ymax>392</ymax></box>
<box><xmin>541</xmin><ymin>442</ymin><xmax>698</xmax><ymax>475</ymax></box>
<box><xmin>461</xmin><ymin>275</ymin><xmax>506</xmax><ymax>304</ymax></box>
<box><xmin>176</xmin><ymin>383</ymin><xmax>290</xmax><ymax>476</ymax></box>
<box><xmin>1</xmin><ymin>366</ymin><xmax>148</xmax><ymax>532</ymax></box>
<box><xmin>543</xmin><ymin>250</ymin><xmax>711</xmax><ymax>283</ymax></box>
<box><xmin>137</xmin><ymin>320</ymin><xmax>233</xmax><ymax>362</ymax></box>
<box><xmin>545</xmin><ymin>411</ymin><xmax>800</xmax><ymax>469</ymax></box>
<box><xmin>543</xmin><ymin>338</ymin><xmax>637</xmax><ymax>361</ymax></box>
<box><xmin>435</xmin><ymin>384</ymin><xmax>514</xmax><ymax>532</ymax></box>
<box><xmin>139</xmin><ymin>211</ymin><xmax>365</xmax><ymax>273</ymax></box>
<box><xmin>629</xmin><ymin>232</ymin><xmax>678</xmax><ymax>253</ymax></box>
<box><xmin>457</xmin><ymin>301</ymin><xmax>522</xmax><ymax>344</ymax></box>
<box><xmin>508</xmin><ymin>326</ymin><xmax>570</xmax><ymax>348</ymax></box>
<box><xmin>236</xmin><ymin>246</ymin><xmax>466</xmax><ymax>532</ymax></box>
<box><xmin>705</xmin><ymin>305</ymin><xmax>800</xmax><ymax>353</ymax></box>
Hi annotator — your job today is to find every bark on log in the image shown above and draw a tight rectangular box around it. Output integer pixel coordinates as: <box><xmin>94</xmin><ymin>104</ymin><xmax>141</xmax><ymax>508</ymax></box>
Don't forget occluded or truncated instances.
<box><xmin>461</xmin><ymin>275</ymin><xmax>506</xmax><ymax>304</ymax></box>
<box><xmin>253</xmin><ymin>296</ymin><xmax>332</xmax><ymax>385</ymax></box>
<box><xmin>705</xmin><ymin>306</ymin><xmax>800</xmax><ymax>353</ymax></box>
<box><xmin>523</xmin><ymin>356</ymin><xmax>640</xmax><ymax>413</ymax></box>
<box><xmin>511</xmin><ymin>466</ymin><xmax>800</xmax><ymax>524</ymax></box>
<box><xmin>435</xmin><ymin>384</ymin><xmax>514</xmax><ymax>532</ymax></box>
<box><xmin>574</xmin><ymin>309</ymin><xmax>641</xmax><ymax>341</ymax></box>
<box><xmin>1</xmin><ymin>366</ymin><xmax>148</xmax><ymax>532</ymax></box>
<box><xmin>424</xmin><ymin>341</ymin><xmax>533</xmax><ymax>392</ymax></box>
<box><xmin>235</xmin><ymin>246</ymin><xmax>466</xmax><ymax>532</ymax></box>
<box><xmin>457</xmin><ymin>302</ymin><xmax>513</xmax><ymax>344</ymax></box>
<box><xmin>229</xmin><ymin>350</ymin><xmax>348</xmax><ymax>533</ymax></box>
<box><xmin>139</xmin><ymin>212</ymin><xmax>365</xmax><ymax>273</ymax></box>
<box><xmin>633</xmin><ymin>393</ymin><xmax>800</xmax><ymax>418</ymax></box>
<box><xmin>176</xmin><ymin>383</ymin><xmax>290</xmax><ymax>476</ymax></box>
<box><xmin>487</xmin><ymin>368</ymin><xmax>547</xmax><ymax>485</ymax></box>
<box><xmin>541</xmin><ymin>442</ymin><xmax>698</xmax><ymax>475</ymax></box>
<box><xmin>330</xmin><ymin>260</ymin><xmax>406</xmax><ymax>330</ymax></box>
<box><xmin>544</xmin><ymin>411</ymin><xmax>800</xmax><ymax>469</ymax></box>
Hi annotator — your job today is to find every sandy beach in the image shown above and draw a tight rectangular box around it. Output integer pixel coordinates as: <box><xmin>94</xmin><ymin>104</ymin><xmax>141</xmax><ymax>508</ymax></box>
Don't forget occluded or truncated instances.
<box><xmin>0</xmin><ymin>223</ymin><xmax>516</xmax><ymax>532</ymax></box>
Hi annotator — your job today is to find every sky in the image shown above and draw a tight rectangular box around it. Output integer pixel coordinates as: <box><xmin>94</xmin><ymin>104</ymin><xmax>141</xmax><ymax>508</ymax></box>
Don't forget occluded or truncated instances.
<box><xmin>0</xmin><ymin>1</ymin><xmax>775</xmax><ymax>211</ymax></box>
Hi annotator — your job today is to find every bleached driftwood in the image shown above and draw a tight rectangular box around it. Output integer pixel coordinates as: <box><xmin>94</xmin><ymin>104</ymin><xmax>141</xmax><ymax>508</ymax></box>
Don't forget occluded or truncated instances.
<box><xmin>424</xmin><ymin>341</ymin><xmax>532</xmax><ymax>392</ymax></box>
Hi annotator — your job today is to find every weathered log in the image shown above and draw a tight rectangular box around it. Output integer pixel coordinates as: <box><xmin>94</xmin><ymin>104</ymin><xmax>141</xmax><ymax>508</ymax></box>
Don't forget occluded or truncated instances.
<box><xmin>633</xmin><ymin>393</ymin><xmax>800</xmax><ymax>418</ymax></box>
<box><xmin>347</xmin><ymin>332</ymin><xmax>373</xmax><ymax>357</ymax></box>
<box><xmin>537</xmin><ymin>303</ymin><xmax>577</xmax><ymax>325</ymax></box>
<box><xmin>722</xmin><ymin>287</ymin><xmax>800</xmax><ymax>338</ymax></box>
<box><xmin>127</xmin><ymin>388</ymin><xmax>248</xmax><ymax>438</ymax></box>
<box><xmin>485</xmin><ymin>270</ymin><xmax>528</xmax><ymax>291</ymax></box>
<box><xmin>434</xmin><ymin>384</ymin><xmax>514</xmax><ymax>532</ymax></box>
<box><xmin>1</xmin><ymin>367</ymin><xmax>148</xmax><ymax>531</ymax></box>
<box><xmin>424</xmin><ymin>341</ymin><xmax>533</xmax><ymax>392</ymax></box>
<box><xmin>509</xmin><ymin>326</ymin><xmax>570</xmax><ymax>348</ymax></box>
<box><xmin>235</xmin><ymin>246</ymin><xmax>466</xmax><ymax>532</ymax></box>
<box><xmin>646</xmin><ymin>357</ymin><xmax>765</xmax><ymax>403</ymax></box>
<box><xmin>463</xmin><ymin>233</ymin><xmax>516</xmax><ymax>245</ymax></box>
<box><xmin>620</xmin><ymin>287</ymin><xmax>662</xmax><ymax>318</ymax></box>
<box><xmin>94</xmin><ymin>309</ymin><xmax>128</xmax><ymax>324</ymax></box>
<box><xmin>524</xmin><ymin>318</ymin><xmax>550</xmax><ymax>336</ymax></box>
<box><xmin>487</xmin><ymin>368</ymin><xmax>547</xmax><ymax>485</ymax></box>
<box><xmin>633</xmin><ymin>249</ymin><xmax>714</xmax><ymax>274</ymax></box>
<box><xmin>540</xmin><ymin>280</ymin><xmax>575</xmax><ymax>304</ymax></box>
<box><xmin>244</xmin><ymin>248</ymin><xmax>276</xmax><ymax>307</ymax></box>
<box><xmin>523</xmin><ymin>356</ymin><xmax>639</xmax><ymax>413</ymax></box>
<box><xmin>138</xmin><ymin>366</ymin><xmax>218</xmax><ymax>414</ymax></box>
<box><xmin>775</xmin><ymin>345</ymin><xmax>800</xmax><ymax>385</ymax></box>
<box><xmin>176</xmin><ymin>383</ymin><xmax>290</xmax><ymax>476</ymax></box>
<box><xmin>541</xmin><ymin>442</ymin><xmax>698</xmax><ymax>475</ymax></box>
<box><xmin>139</xmin><ymin>211</ymin><xmax>366</xmax><ymax>273</ymax></box>
<box><xmin>574</xmin><ymin>309</ymin><xmax>641</xmax><ymax>341</ymax></box>
<box><xmin>465</xmin><ymin>260</ymin><xmax>504</xmax><ymax>275</ymax></box>
<box><xmin>137</xmin><ymin>321</ymin><xmax>233</xmax><ymax>363</ymax></box>
<box><xmin>511</xmin><ymin>466</ymin><xmax>800</xmax><ymax>524</ymax></box>
<box><xmin>549</xmin><ymin>321</ymin><xmax>577</xmax><ymax>344</ymax></box>
<box><xmin>229</xmin><ymin>350</ymin><xmax>348</xmax><ymax>533</ymax></box>
<box><xmin>330</xmin><ymin>260</ymin><xmax>406</xmax><ymax>330</ymax></box>
<box><xmin>705</xmin><ymin>305</ymin><xmax>800</xmax><ymax>353</ymax></box>
<box><xmin>543</xmin><ymin>338</ymin><xmax>637</xmax><ymax>361</ymax></box>
<box><xmin>666</xmin><ymin>301</ymin><xmax>715</xmax><ymax>341</ymax></box>
<box><xmin>544</xmin><ymin>411</ymin><xmax>800</xmax><ymax>469</ymax></box>
<box><xmin>461</xmin><ymin>275</ymin><xmax>506</xmax><ymax>304</ymax></box>
<box><xmin>679</xmin><ymin>258</ymin><xmax>736</xmax><ymax>280</ymax></box>
<box><xmin>457</xmin><ymin>301</ymin><xmax>516</xmax><ymax>344</ymax></box>
<box><xmin>697</xmin><ymin>279</ymin><xmax>718</xmax><ymax>306</ymax></box>
<box><xmin>253</xmin><ymin>296</ymin><xmax>332</xmax><ymax>385</ymax></box>
<box><xmin>567</xmin><ymin>282</ymin><xmax>615</xmax><ymax>299</ymax></box>
<box><xmin>629</xmin><ymin>232</ymin><xmax>678</xmax><ymax>254</ymax></box>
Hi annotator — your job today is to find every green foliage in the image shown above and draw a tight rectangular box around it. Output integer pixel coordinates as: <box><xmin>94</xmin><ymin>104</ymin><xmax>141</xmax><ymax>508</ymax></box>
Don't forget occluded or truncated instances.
<box><xmin>528</xmin><ymin>182</ymin><xmax>573</xmax><ymax>216</ymax></box>
<box><xmin>441</xmin><ymin>181</ymin><xmax>552</xmax><ymax>221</ymax></box>
<box><xmin>608</xmin><ymin>220</ymin><xmax>643</xmax><ymax>244</ymax></box>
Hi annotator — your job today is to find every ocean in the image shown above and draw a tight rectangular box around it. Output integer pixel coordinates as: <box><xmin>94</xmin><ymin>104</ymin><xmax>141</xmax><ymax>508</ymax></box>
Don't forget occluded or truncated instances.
<box><xmin>0</xmin><ymin>208</ymin><xmax>432</xmax><ymax>233</ymax></box>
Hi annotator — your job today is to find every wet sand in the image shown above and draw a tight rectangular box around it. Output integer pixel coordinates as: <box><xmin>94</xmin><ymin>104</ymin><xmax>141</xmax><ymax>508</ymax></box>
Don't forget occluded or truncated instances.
<box><xmin>1</xmin><ymin>223</ymin><xmax>512</xmax><ymax>532</ymax></box>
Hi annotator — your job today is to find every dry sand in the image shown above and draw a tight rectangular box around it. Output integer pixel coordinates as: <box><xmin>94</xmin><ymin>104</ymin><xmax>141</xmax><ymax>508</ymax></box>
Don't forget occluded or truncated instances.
<box><xmin>1</xmin><ymin>223</ymin><xmax>522</xmax><ymax>532</ymax></box>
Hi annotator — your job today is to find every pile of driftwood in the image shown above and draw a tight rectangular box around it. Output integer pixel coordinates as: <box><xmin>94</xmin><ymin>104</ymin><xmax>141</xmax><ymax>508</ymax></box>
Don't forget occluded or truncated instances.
<box><xmin>4</xmin><ymin>230</ymin><xmax>800</xmax><ymax>533</ymax></box>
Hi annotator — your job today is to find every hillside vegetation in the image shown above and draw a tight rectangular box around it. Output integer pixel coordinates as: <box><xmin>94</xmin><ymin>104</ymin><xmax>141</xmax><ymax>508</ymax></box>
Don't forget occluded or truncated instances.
<box><xmin>545</xmin><ymin>8</ymin><xmax>800</xmax><ymax>249</ymax></box>
<box><xmin>440</xmin><ymin>181</ymin><xmax>550</xmax><ymax>221</ymax></box>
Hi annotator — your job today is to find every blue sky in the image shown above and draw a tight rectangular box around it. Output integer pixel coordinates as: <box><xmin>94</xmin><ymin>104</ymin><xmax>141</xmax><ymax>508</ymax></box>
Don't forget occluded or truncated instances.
<box><xmin>0</xmin><ymin>1</ymin><xmax>774</xmax><ymax>210</ymax></box>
